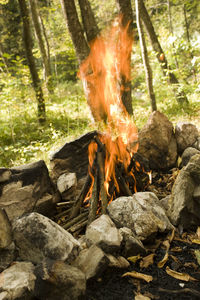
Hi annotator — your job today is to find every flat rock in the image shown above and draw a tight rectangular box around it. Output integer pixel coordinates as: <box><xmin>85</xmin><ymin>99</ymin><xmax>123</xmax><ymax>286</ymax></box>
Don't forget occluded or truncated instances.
<box><xmin>168</xmin><ymin>154</ymin><xmax>200</xmax><ymax>228</ymax></box>
<box><xmin>34</xmin><ymin>259</ymin><xmax>86</xmax><ymax>300</ymax></box>
<box><xmin>138</xmin><ymin>111</ymin><xmax>177</xmax><ymax>170</ymax></box>
<box><xmin>107</xmin><ymin>192</ymin><xmax>173</xmax><ymax>241</ymax></box>
<box><xmin>175</xmin><ymin>122</ymin><xmax>199</xmax><ymax>154</ymax></box>
<box><xmin>0</xmin><ymin>261</ymin><xmax>36</xmax><ymax>299</ymax></box>
<box><xmin>0</xmin><ymin>209</ymin><xmax>12</xmax><ymax>249</ymax></box>
<box><xmin>0</xmin><ymin>160</ymin><xmax>57</xmax><ymax>221</ymax></box>
<box><xmin>13</xmin><ymin>212</ymin><xmax>80</xmax><ymax>264</ymax></box>
<box><xmin>73</xmin><ymin>244</ymin><xmax>109</xmax><ymax>280</ymax></box>
<box><xmin>85</xmin><ymin>214</ymin><xmax>122</xmax><ymax>253</ymax></box>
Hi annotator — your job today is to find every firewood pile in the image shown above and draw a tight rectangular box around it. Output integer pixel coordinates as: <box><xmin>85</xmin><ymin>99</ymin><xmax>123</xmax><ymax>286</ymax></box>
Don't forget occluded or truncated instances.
<box><xmin>54</xmin><ymin>133</ymin><xmax>150</xmax><ymax>235</ymax></box>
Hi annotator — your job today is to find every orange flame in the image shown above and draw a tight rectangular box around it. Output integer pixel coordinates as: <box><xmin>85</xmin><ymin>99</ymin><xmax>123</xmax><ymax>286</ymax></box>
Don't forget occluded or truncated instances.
<box><xmin>79</xmin><ymin>15</ymin><xmax>139</xmax><ymax>200</ymax></box>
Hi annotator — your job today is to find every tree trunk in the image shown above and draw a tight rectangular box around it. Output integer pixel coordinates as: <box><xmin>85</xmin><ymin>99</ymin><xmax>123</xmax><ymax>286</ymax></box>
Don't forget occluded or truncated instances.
<box><xmin>78</xmin><ymin>0</ymin><xmax>100</xmax><ymax>43</ymax></box>
<box><xmin>29</xmin><ymin>0</ymin><xmax>53</xmax><ymax>94</ymax></box>
<box><xmin>135</xmin><ymin>0</ymin><xmax>157</xmax><ymax>111</ymax></box>
<box><xmin>139</xmin><ymin>0</ymin><xmax>188</xmax><ymax>104</ymax></box>
<box><xmin>18</xmin><ymin>0</ymin><xmax>46</xmax><ymax>123</ymax></box>
<box><xmin>60</xmin><ymin>0</ymin><xmax>90</xmax><ymax>64</ymax></box>
<box><xmin>167</xmin><ymin>0</ymin><xmax>179</xmax><ymax>69</ymax></box>
<box><xmin>116</xmin><ymin>0</ymin><xmax>134</xmax><ymax>115</ymax></box>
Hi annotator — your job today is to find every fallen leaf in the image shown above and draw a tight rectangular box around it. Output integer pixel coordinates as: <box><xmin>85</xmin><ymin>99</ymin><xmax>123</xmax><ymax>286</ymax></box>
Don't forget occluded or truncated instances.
<box><xmin>192</xmin><ymin>239</ymin><xmax>200</xmax><ymax>245</ymax></box>
<box><xmin>140</xmin><ymin>253</ymin><xmax>155</xmax><ymax>268</ymax></box>
<box><xmin>127</xmin><ymin>254</ymin><xmax>141</xmax><ymax>264</ymax></box>
<box><xmin>197</xmin><ymin>227</ymin><xmax>200</xmax><ymax>239</ymax></box>
<box><xmin>168</xmin><ymin>229</ymin><xmax>175</xmax><ymax>243</ymax></box>
<box><xmin>122</xmin><ymin>271</ymin><xmax>153</xmax><ymax>283</ymax></box>
<box><xmin>135</xmin><ymin>294</ymin><xmax>150</xmax><ymax>300</ymax></box>
<box><xmin>194</xmin><ymin>250</ymin><xmax>200</xmax><ymax>266</ymax></box>
<box><xmin>165</xmin><ymin>266</ymin><xmax>198</xmax><ymax>281</ymax></box>
<box><xmin>170</xmin><ymin>255</ymin><xmax>180</xmax><ymax>264</ymax></box>
<box><xmin>158</xmin><ymin>252</ymin><xmax>169</xmax><ymax>268</ymax></box>
<box><xmin>170</xmin><ymin>246</ymin><xmax>182</xmax><ymax>252</ymax></box>
<box><xmin>184</xmin><ymin>262</ymin><xmax>198</xmax><ymax>270</ymax></box>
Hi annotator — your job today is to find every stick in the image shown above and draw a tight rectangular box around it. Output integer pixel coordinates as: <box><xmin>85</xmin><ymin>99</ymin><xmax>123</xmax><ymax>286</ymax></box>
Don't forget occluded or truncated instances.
<box><xmin>97</xmin><ymin>150</ymin><xmax>108</xmax><ymax>214</ymax></box>
<box><xmin>158</xmin><ymin>287</ymin><xmax>200</xmax><ymax>297</ymax></box>
<box><xmin>88</xmin><ymin>172</ymin><xmax>99</xmax><ymax>225</ymax></box>
<box><xmin>116</xmin><ymin>165</ymin><xmax>132</xmax><ymax>196</ymax></box>
<box><xmin>56</xmin><ymin>201</ymin><xmax>75</xmax><ymax>206</ymax></box>
<box><xmin>63</xmin><ymin>210</ymin><xmax>89</xmax><ymax>230</ymax></box>
<box><xmin>68</xmin><ymin>219</ymin><xmax>88</xmax><ymax>233</ymax></box>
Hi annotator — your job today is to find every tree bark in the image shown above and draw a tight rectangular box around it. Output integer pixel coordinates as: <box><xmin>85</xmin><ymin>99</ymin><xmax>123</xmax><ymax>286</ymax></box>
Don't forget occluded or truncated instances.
<box><xmin>167</xmin><ymin>0</ymin><xmax>179</xmax><ymax>69</ymax></box>
<box><xmin>29</xmin><ymin>0</ymin><xmax>53</xmax><ymax>94</ymax></box>
<box><xmin>78</xmin><ymin>0</ymin><xmax>100</xmax><ymax>43</ymax></box>
<box><xmin>60</xmin><ymin>0</ymin><xmax>90</xmax><ymax>64</ymax></box>
<box><xmin>18</xmin><ymin>0</ymin><xmax>46</xmax><ymax>123</ymax></box>
<box><xmin>116</xmin><ymin>0</ymin><xmax>134</xmax><ymax>115</ymax></box>
<box><xmin>135</xmin><ymin>0</ymin><xmax>157</xmax><ymax>111</ymax></box>
<box><xmin>139</xmin><ymin>0</ymin><xmax>188</xmax><ymax>104</ymax></box>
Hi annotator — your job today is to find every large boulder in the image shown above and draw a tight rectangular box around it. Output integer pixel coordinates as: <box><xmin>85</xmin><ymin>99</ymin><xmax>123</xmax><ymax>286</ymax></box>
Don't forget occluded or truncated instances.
<box><xmin>138</xmin><ymin>111</ymin><xmax>177</xmax><ymax>170</ymax></box>
<box><xmin>107</xmin><ymin>192</ymin><xmax>173</xmax><ymax>241</ymax></box>
<box><xmin>0</xmin><ymin>160</ymin><xmax>58</xmax><ymax>221</ymax></box>
<box><xmin>0</xmin><ymin>262</ymin><xmax>36</xmax><ymax>300</ymax></box>
<box><xmin>13</xmin><ymin>212</ymin><xmax>81</xmax><ymax>264</ymax></box>
<box><xmin>168</xmin><ymin>154</ymin><xmax>200</xmax><ymax>228</ymax></box>
<box><xmin>0</xmin><ymin>209</ymin><xmax>12</xmax><ymax>249</ymax></box>
<box><xmin>175</xmin><ymin>122</ymin><xmax>199</xmax><ymax>154</ymax></box>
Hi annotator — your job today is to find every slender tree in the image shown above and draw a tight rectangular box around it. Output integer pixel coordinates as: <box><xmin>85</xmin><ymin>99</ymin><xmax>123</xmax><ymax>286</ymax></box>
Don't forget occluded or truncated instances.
<box><xmin>18</xmin><ymin>0</ymin><xmax>46</xmax><ymax>123</ymax></box>
<box><xmin>139</xmin><ymin>0</ymin><xmax>188</xmax><ymax>104</ymax></box>
<box><xmin>135</xmin><ymin>0</ymin><xmax>157</xmax><ymax>111</ymax></box>
<box><xmin>29</xmin><ymin>0</ymin><xmax>53</xmax><ymax>94</ymax></box>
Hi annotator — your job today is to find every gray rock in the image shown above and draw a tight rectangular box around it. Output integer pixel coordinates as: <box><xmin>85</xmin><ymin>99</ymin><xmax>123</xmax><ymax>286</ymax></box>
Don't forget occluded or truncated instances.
<box><xmin>0</xmin><ymin>243</ymin><xmax>17</xmax><ymax>273</ymax></box>
<box><xmin>181</xmin><ymin>147</ymin><xmax>200</xmax><ymax>167</ymax></box>
<box><xmin>107</xmin><ymin>192</ymin><xmax>173</xmax><ymax>241</ymax></box>
<box><xmin>0</xmin><ymin>160</ymin><xmax>57</xmax><ymax>221</ymax></box>
<box><xmin>73</xmin><ymin>244</ymin><xmax>109</xmax><ymax>280</ymax></box>
<box><xmin>85</xmin><ymin>214</ymin><xmax>122</xmax><ymax>253</ymax></box>
<box><xmin>119</xmin><ymin>227</ymin><xmax>146</xmax><ymax>257</ymax></box>
<box><xmin>138</xmin><ymin>111</ymin><xmax>177</xmax><ymax>170</ymax></box>
<box><xmin>0</xmin><ymin>261</ymin><xmax>36</xmax><ymax>299</ymax></box>
<box><xmin>160</xmin><ymin>195</ymin><xmax>171</xmax><ymax>211</ymax></box>
<box><xmin>34</xmin><ymin>259</ymin><xmax>86</xmax><ymax>300</ymax></box>
<box><xmin>0</xmin><ymin>209</ymin><xmax>12</xmax><ymax>249</ymax></box>
<box><xmin>13</xmin><ymin>212</ymin><xmax>80</xmax><ymax>264</ymax></box>
<box><xmin>175</xmin><ymin>122</ymin><xmax>199</xmax><ymax>154</ymax></box>
<box><xmin>168</xmin><ymin>154</ymin><xmax>200</xmax><ymax>228</ymax></box>
<box><xmin>193</xmin><ymin>185</ymin><xmax>200</xmax><ymax>202</ymax></box>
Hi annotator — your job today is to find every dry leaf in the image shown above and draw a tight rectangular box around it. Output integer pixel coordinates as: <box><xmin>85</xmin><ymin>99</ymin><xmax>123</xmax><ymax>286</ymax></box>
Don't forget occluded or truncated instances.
<box><xmin>135</xmin><ymin>294</ymin><xmax>151</xmax><ymax>300</ymax></box>
<box><xmin>197</xmin><ymin>227</ymin><xmax>200</xmax><ymax>239</ymax></box>
<box><xmin>170</xmin><ymin>255</ymin><xmax>180</xmax><ymax>264</ymax></box>
<box><xmin>170</xmin><ymin>246</ymin><xmax>182</xmax><ymax>252</ymax></box>
<box><xmin>194</xmin><ymin>250</ymin><xmax>200</xmax><ymax>266</ymax></box>
<box><xmin>168</xmin><ymin>229</ymin><xmax>175</xmax><ymax>243</ymax></box>
<box><xmin>158</xmin><ymin>252</ymin><xmax>169</xmax><ymax>268</ymax></box>
<box><xmin>122</xmin><ymin>271</ymin><xmax>153</xmax><ymax>283</ymax></box>
<box><xmin>184</xmin><ymin>262</ymin><xmax>198</xmax><ymax>270</ymax></box>
<box><xmin>140</xmin><ymin>254</ymin><xmax>155</xmax><ymax>268</ymax></box>
<box><xmin>192</xmin><ymin>239</ymin><xmax>200</xmax><ymax>245</ymax></box>
<box><xmin>165</xmin><ymin>266</ymin><xmax>198</xmax><ymax>281</ymax></box>
<box><xmin>128</xmin><ymin>254</ymin><xmax>141</xmax><ymax>264</ymax></box>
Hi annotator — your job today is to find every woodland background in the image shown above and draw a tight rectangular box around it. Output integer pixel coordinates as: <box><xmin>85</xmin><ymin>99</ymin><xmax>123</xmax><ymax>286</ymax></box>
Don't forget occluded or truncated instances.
<box><xmin>0</xmin><ymin>0</ymin><xmax>200</xmax><ymax>168</ymax></box>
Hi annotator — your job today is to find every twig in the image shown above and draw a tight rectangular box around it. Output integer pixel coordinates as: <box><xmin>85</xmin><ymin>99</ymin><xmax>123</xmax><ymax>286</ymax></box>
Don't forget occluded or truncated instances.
<box><xmin>68</xmin><ymin>219</ymin><xmax>88</xmax><ymax>233</ymax></box>
<box><xmin>97</xmin><ymin>150</ymin><xmax>108</xmax><ymax>214</ymax></box>
<box><xmin>63</xmin><ymin>210</ymin><xmax>88</xmax><ymax>230</ymax></box>
<box><xmin>158</xmin><ymin>287</ymin><xmax>200</xmax><ymax>297</ymax></box>
<box><xmin>88</xmin><ymin>172</ymin><xmax>99</xmax><ymax>225</ymax></box>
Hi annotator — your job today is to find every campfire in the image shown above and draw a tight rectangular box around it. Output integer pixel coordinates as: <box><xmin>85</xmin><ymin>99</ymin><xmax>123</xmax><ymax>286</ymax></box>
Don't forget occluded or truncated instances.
<box><xmin>57</xmin><ymin>16</ymin><xmax>151</xmax><ymax>233</ymax></box>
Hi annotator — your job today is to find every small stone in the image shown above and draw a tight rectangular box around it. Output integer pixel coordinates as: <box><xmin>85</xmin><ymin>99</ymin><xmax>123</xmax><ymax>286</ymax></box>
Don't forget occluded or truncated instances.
<box><xmin>85</xmin><ymin>214</ymin><xmax>122</xmax><ymax>253</ymax></box>
<box><xmin>181</xmin><ymin>147</ymin><xmax>200</xmax><ymax>167</ymax></box>
<box><xmin>106</xmin><ymin>254</ymin><xmax>130</xmax><ymax>269</ymax></box>
<box><xmin>34</xmin><ymin>259</ymin><xmax>86</xmax><ymax>300</ymax></box>
<box><xmin>57</xmin><ymin>173</ymin><xmax>77</xmax><ymax>194</ymax></box>
<box><xmin>175</xmin><ymin>122</ymin><xmax>199</xmax><ymax>154</ymax></box>
<box><xmin>0</xmin><ymin>168</ymin><xmax>11</xmax><ymax>183</ymax></box>
<box><xmin>73</xmin><ymin>244</ymin><xmax>109</xmax><ymax>280</ymax></box>
<box><xmin>0</xmin><ymin>262</ymin><xmax>36</xmax><ymax>299</ymax></box>
<box><xmin>119</xmin><ymin>227</ymin><xmax>146</xmax><ymax>257</ymax></box>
